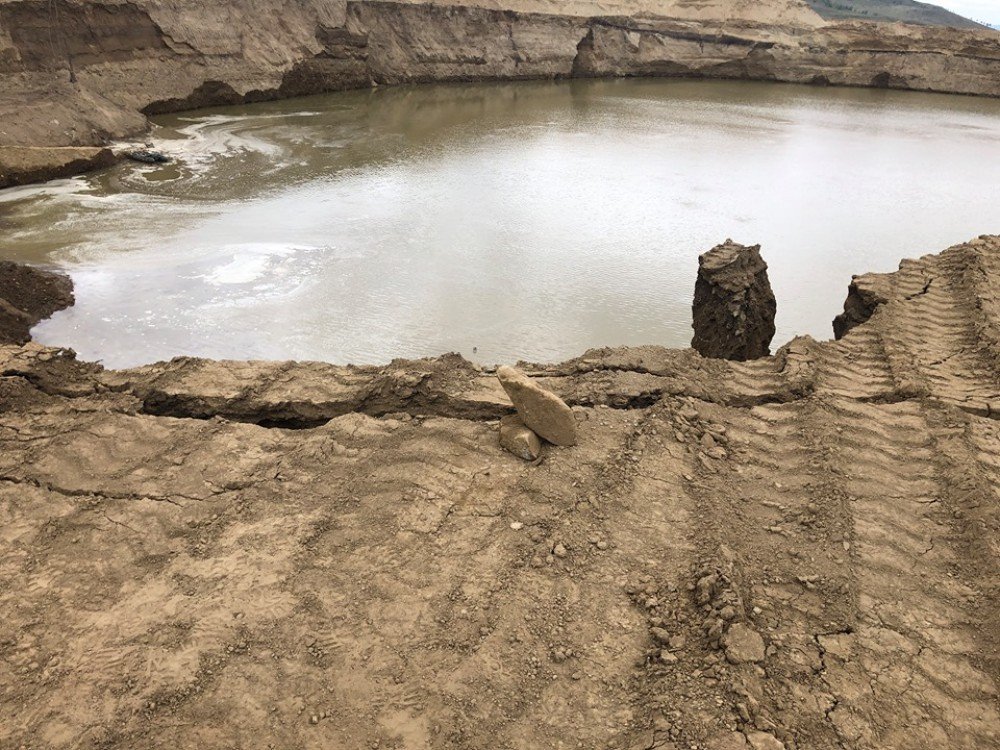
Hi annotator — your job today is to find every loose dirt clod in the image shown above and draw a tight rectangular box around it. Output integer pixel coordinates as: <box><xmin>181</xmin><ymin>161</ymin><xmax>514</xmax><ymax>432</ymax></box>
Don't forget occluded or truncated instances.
<box><xmin>499</xmin><ymin>413</ymin><xmax>542</xmax><ymax>460</ymax></box>
<box><xmin>691</xmin><ymin>240</ymin><xmax>776</xmax><ymax>361</ymax></box>
<box><xmin>497</xmin><ymin>365</ymin><xmax>577</xmax><ymax>446</ymax></box>
<box><xmin>746</xmin><ymin>730</ymin><xmax>785</xmax><ymax>750</ymax></box>
<box><xmin>721</xmin><ymin>622</ymin><xmax>766</xmax><ymax>664</ymax></box>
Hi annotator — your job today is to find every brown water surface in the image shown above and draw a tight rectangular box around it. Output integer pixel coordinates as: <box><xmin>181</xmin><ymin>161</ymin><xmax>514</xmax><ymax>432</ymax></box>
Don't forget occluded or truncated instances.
<box><xmin>2</xmin><ymin>78</ymin><xmax>998</xmax><ymax>367</ymax></box>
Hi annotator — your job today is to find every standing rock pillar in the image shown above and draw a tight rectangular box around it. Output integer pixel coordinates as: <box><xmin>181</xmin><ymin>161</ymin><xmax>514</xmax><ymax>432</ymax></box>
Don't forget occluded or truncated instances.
<box><xmin>691</xmin><ymin>240</ymin><xmax>776</xmax><ymax>361</ymax></box>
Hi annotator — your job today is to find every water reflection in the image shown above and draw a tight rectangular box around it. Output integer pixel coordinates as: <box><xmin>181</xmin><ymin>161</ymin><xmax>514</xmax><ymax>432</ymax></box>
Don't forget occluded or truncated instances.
<box><xmin>2</xmin><ymin>78</ymin><xmax>998</xmax><ymax>367</ymax></box>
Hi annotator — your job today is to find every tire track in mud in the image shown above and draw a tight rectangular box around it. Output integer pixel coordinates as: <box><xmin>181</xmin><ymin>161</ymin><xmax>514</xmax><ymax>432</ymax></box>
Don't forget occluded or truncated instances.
<box><xmin>681</xmin><ymin>391</ymin><xmax>998</xmax><ymax>750</ymax></box>
<box><xmin>821</xmin><ymin>398</ymin><xmax>999</xmax><ymax>750</ymax></box>
<box><xmin>685</xmin><ymin>397</ymin><xmax>853</xmax><ymax>749</ymax></box>
<box><xmin>31</xmin><ymin>405</ymin><xmax>707</xmax><ymax>750</ymax></box>
<box><xmin>844</xmin><ymin>238</ymin><xmax>1000</xmax><ymax>415</ymax></box>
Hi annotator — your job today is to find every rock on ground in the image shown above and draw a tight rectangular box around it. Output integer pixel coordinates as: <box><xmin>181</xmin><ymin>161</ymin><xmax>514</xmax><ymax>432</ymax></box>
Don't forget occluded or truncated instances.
<box><xmin>746</xmin><ymin>730</ymin><xmax>785</xmax><ymax>750</ymax></box>
<box><xmin>721</xmin><ymin>622</ymin><xmax>766</xmax><ymax>664</ymax></box>
<box><xmin>691</xmin><ymin>240</ymin><xmax>776</xmax><ymax>361</ymax></box>
<box><xmin>497</xmin><ymin>365</ymin><xmax>577</xmax><ymax>446</ymax></box>
<box><xmin>0</xmin><ymin>261</ymin><xmax>74</xmax><ymax>344</ymax></box>
<box><xmin>499</xmin><ymin>414</ymin><xmax>542</xmax><ymax>460</ymax></box>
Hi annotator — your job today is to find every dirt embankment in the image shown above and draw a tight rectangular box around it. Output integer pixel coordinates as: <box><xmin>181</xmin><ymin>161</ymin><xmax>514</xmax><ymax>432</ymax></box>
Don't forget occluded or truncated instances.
<box><xmin>1</xmin><ymin>235</ymin><xmax>998</xmax><ymax>749</ymax></box>
<box><xmin>0</xmin><ymin>261</ymin><xmax>74</xmax><ymax>344</ymax></box>
<box><xmin>0</xmin><ymin>145</ymin><xmax>116</xmax><ymax>188</ymax></box>
<box><xmin>0</xmin><ymin>0</ymin><xmax>998</xmax><ymax>186</ymax></box>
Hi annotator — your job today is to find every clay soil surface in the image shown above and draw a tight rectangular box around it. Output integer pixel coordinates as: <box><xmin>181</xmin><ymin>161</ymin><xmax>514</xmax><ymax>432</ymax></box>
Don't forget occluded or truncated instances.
<box><xmin>1</xmin><ymin>237</ymin><xmax>998</xmax><ymax>749</ymax></box>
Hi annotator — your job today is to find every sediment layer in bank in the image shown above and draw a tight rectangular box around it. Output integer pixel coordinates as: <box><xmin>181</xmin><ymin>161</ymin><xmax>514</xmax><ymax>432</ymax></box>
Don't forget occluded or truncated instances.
<box><xmin>1</xmin><ymin>0</ymin><xmax>998</xmax><ymax>186</ymax></box>
<box><xmin>1</xmin><ymin>235</ymin><xmax>998</xmax><ymax>749</ymax></box>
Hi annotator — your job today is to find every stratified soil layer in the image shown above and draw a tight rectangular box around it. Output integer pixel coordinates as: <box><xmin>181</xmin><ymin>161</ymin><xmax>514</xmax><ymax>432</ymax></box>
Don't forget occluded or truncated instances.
<box><xmin>1</xmin><ymin>235</ymin><xmax>997</xmax><ymax>749</ymax></box>
<box><xmin>0</xmin><ymin>146</ymin><xmax>117</xmax><ymax>189</ymax></box>
<box><xmin>1</xmin><ymin>0</ymin><xmax>998</xmax><ymax>186</ymax></box>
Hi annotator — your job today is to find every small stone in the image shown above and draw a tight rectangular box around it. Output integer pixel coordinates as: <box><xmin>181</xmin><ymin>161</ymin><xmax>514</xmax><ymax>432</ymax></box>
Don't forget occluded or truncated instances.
<box><xmin>722</xmin><ymin>623</ymin><xmax>766</xmax><ymax>664</ymax></box>
<box><xmin>510</xmin><ymin>521</ymin><xmax>524</xmax><ymax>530</ymax></box>
<box><xmin>553</xmin><ymin>543</ymin><xmax>568</xmax><ymax>558</ymax></box>
<box><xmin>596</xmin><ymin>540</ymin><xmax>609</xmax><ymax>550</ymax></box>
<box><xmin>310</xmin><ymin>715</ymin><xmax>319</xmax><ymax>725</ymax></box>
<box><xmin>668</xmin><ymin>635</ymin><xmax>686</xmax><ymax>649</ymax></box>
<box><xmin>497</xmin><ymin>366</ymin><xmax>577</xmax><ymax>446</ymax></box>
<box><xmin>679</xmin><ymin>406</ymin><xmax>699</xmax><ymax>421</ymax></box>
<box><xmin>695</xmin><ymin>573</ymin><xmax>718</xmax><ymax>605</ymax></box>
<box><xmin>660</xmin><ymin>650</ymin><xmax>678</xmax><ymax>664</ymax></box>
<box><xmin>746</xmin><ymin>731</ymin><xmax>784</xmax><ymax>750</ymax></box>
<box><xmin>499</xmin><ymin>414</ymin><xmax>542</xmax><ymax>461</ymax></box>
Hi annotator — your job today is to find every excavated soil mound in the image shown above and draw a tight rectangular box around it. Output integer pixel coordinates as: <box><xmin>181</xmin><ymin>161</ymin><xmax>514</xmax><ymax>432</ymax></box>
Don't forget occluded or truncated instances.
<box><xmin>0</xmin><ymin>261</ymin><xmax>74</xmax><ymax>345</ymax></box>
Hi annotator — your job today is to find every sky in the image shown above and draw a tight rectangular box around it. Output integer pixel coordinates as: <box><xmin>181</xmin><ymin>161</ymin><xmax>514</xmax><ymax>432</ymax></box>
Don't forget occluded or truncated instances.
<box><xmin>935</xmin><ymin>0</ymin><xmax>1000</xmax><ymax>26</ymax></box>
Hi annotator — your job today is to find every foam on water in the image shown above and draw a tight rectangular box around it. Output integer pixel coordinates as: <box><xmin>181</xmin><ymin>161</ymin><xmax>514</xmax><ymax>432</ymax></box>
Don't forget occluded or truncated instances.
<box><xmin>4</xmin><ymin>79</ymin><xmax>1000</xmax><ymax>368</ymax></box>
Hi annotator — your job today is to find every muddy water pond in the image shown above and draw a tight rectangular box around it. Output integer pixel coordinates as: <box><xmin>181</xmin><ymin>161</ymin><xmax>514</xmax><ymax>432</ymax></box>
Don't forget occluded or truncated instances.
<box><xmin>3</xmin><ymin>79</ymin><xmax>999</xmax><ymax>368</ymax></box>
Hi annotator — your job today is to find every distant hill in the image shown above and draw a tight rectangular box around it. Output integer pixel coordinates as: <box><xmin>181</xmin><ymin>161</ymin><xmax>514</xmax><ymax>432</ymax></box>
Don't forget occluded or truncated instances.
<box><xmin>805</xmin><ymin>0</ymin><xmax>987</xmax><ymax>29</ymax></box>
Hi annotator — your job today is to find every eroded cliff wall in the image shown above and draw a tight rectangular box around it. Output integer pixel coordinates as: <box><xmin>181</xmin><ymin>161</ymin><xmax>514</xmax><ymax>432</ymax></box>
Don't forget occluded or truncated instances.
<box><xmin>384</xmin><ymin>0</ymin><xmax>826</xmax><ymax>25</ymax></box>
<box><xmin>0</xmin><ymin>0</ymin><xmax>998</xmax><ymax>185</ymax></box>
<box><xmin>574</xmin><ymin>15</ymin><xmax>1000</xmax><ymax>94</ymax></box>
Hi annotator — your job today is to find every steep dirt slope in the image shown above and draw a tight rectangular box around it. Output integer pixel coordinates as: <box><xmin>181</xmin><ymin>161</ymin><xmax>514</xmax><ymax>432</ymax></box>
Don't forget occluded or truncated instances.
<box><xmin>1</xmin><ymin>235</ymin><xmax>997</xmax><ymax>749</ymax></box>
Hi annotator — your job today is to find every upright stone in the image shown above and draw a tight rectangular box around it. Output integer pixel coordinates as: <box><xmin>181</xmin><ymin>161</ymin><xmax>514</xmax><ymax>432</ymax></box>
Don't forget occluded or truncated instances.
<box><xmin>691</xmin><ymin>240</ymin><xmax>776</xmax><ymax>361</ymax></box>
<box><xmin>496</xmin><ymin>366</ymin><xmax>576</xmax><ymax>447</ymax></box>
